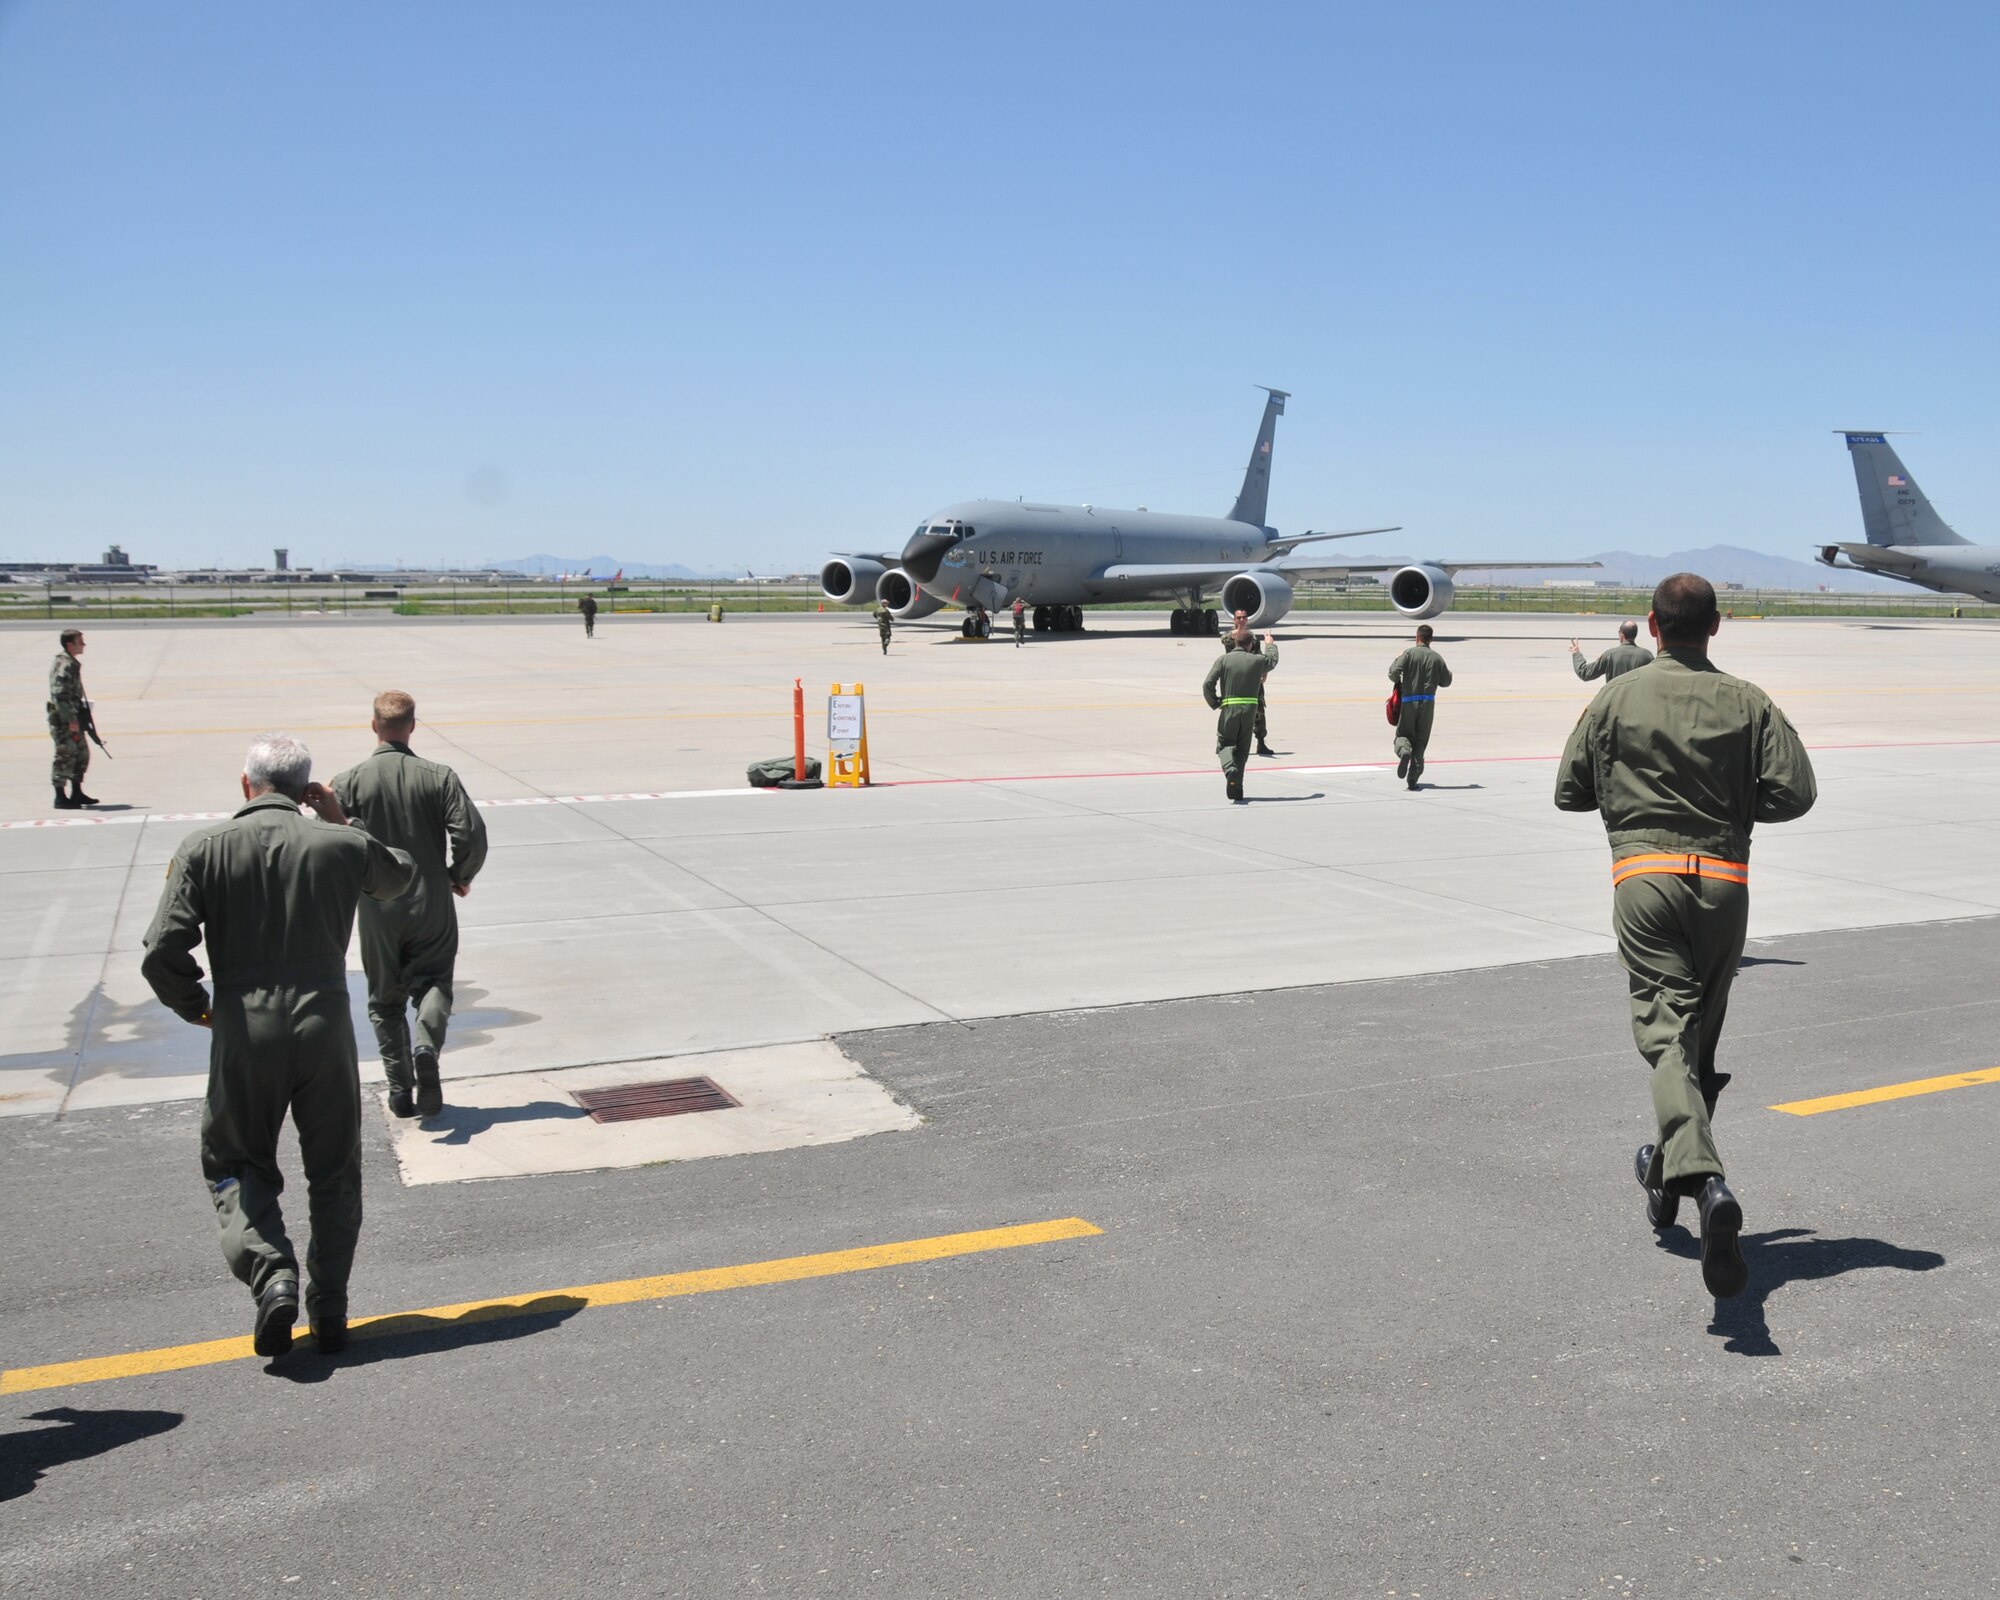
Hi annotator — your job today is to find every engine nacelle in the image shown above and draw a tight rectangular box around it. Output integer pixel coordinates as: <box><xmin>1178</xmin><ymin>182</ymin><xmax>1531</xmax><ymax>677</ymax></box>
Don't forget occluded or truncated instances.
<box><xmin>1219</xmin><ymin>570</ymin><xmax>1295</xmax><ymax>628</ymax></box>
<box><xmin>875</xmin><ymin>568</ymin><xmax>945</xmax><ymax>620</ymax></box>
<box><xmin>1388</xmin><ymin>564</ymin><xmax>1455</xmax><ymax>619</ymax></box>
<box><xmin>820</xmin><ymin>557</ymin><xmax>886</xmax><ymax>606</ymax></box>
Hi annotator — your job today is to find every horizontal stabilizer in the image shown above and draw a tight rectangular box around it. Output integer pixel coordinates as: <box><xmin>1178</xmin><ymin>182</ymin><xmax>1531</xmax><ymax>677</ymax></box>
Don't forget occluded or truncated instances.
<box><xmin>1264</xmin><ymin>526</ymin><xmax>1401</xmax><ymax>554</ymax></box>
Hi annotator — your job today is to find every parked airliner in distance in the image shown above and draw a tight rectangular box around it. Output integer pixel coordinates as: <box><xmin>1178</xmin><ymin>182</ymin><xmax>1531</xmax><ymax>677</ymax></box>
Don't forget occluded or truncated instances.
<box><xmin>1819</xmin><ymin>432</ymin><xmax>2000</xmax><ymax>603</ymax></box>
<box><xmin>821</xmin><ymin>390</ymin><xmax>1597</xmax><ymax>635</ymax></box>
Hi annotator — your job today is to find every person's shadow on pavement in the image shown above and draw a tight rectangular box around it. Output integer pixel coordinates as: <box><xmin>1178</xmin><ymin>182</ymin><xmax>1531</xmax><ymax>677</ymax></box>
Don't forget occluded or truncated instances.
<box><xmin>0</xmin><ymin>1406</ymin><xmax>184</xmax><ymax>1501</ymax></box>
<box><xmin>417</xmin><ymin>1100</ymin><xmax>590</xmax><ymax>1146</ymax></box>
<box><xmin>1655</xmin><ymin>1226</ymin><xmax>1945</xmax><ymax>1356</ymax></box>
<box><xmin>272</xmin><ymin>1293</ymin><xmax>586</xmax><ymax>1383</ymax></box>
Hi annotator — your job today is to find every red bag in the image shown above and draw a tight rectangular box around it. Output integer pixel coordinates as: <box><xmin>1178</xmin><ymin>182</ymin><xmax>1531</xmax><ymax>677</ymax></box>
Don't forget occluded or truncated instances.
<box><xmin>1385</xmin><ymin>686</ymin><xmax>1401</xmax><ymax>725</ymax></box>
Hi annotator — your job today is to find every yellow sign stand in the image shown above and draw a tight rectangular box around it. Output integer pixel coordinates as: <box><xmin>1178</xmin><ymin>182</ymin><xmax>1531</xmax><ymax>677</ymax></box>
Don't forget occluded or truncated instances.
<box><xmin>827</xmin><ymin>682</ymin><xmax>870</xmax><ymax>787</ymax></box>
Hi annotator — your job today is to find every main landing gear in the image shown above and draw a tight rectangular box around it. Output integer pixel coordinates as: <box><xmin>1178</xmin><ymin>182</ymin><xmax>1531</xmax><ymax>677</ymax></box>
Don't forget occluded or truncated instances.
<box><xmin>1031</xmin><ymin>605</ymin><xmax>1085</xmax><ymax>634</ymax></box>
<box><xmin>959</xmin><ymin>607</ymin><xmax>993</xmax><ymax>639</ymax></box>
<box><xmin>1168</xmin><ymin>607</ymin><xmax>1219</xmax><ymax>636</ymax></box>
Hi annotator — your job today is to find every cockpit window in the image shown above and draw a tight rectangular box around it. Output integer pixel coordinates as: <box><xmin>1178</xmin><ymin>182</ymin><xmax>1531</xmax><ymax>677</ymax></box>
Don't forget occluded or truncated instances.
<box><xmin>914</xmin><ymin>526</ymin><xmax>929</xmax><ymax>538</ymax></box>
<box><xmin>957</xmin><ymin>526</ymin><xmax>973</xmax><ymax>539</ymax></box>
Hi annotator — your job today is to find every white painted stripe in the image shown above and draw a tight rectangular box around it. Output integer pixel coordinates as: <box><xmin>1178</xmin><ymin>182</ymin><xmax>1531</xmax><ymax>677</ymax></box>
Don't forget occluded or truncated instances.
<box><xmin>0</xmin><ymin>789</ymin><xmax>777</xmax><ymax>829</ymax></box>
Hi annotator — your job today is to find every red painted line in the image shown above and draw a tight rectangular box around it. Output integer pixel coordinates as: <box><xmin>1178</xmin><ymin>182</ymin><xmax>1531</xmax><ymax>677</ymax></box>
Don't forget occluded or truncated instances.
<box><xmin>873</xmin><ymin>736</ymin><xmax>2000</xmax><ymax>789</ymax></box>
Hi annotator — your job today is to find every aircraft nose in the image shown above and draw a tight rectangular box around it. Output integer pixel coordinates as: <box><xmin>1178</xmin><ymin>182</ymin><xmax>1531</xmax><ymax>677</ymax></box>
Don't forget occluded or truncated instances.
<box><xmin>900</xmin><ymin>529</ymin><xmax>960</xmax><ymax>584</ymax></box>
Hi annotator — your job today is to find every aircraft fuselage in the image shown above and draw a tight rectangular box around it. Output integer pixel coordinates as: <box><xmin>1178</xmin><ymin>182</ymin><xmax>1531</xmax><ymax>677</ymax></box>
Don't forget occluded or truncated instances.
<box><xmin>904</xmin><ymin>499</ymin><xmax>1273</xmax><ymax>613</ymax></box>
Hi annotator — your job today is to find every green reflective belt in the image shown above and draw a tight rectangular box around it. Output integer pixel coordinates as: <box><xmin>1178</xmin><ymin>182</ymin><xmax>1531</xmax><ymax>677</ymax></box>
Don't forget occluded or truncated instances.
<box><xmin>1221</xmin><ymin>697</ymin><xmax>1259</xmax><ymax>705</ymax></box>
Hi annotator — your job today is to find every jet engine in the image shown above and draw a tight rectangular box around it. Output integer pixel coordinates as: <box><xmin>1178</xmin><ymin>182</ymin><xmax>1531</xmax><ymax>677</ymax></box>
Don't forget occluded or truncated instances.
<box><xmin>1388</xmin><ymin>564</ymin><xmax>1455</xmax><ymax>619</ymax></box>
<box><xmin>820</xmin><ymin>556</ymin><xmax>886</xmax><ymax>606</ymax></box>
<box><xmin>875</xmin><ymin>567</ymin><xmax>945</xmax><ymax>620</ymax></box>
<box><xmin>1219</xmin><ymin>570</ymin><xmax>1295</xmax><ymax>628</ymax></box>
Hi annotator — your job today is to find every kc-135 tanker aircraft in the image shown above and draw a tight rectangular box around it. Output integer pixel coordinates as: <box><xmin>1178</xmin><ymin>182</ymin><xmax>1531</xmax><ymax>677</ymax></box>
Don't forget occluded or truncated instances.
<box><xmin>1819</xmin><ymin>431</ymin><xmax>2000</xmax><ymax>604</ymax></box>
<box><xmin>821</xmin><ymin>389</ymin><xmax>1598</xmax><ymax>635</ymax></box>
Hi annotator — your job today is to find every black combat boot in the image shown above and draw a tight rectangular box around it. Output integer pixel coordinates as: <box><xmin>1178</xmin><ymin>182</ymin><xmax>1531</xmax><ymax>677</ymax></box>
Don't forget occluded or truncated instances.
<box><xmin>1256</xmin><ymin>741</ymin><xmax>1275</xmax><ymax>758</ymax></box>
<box><xmin>54</xmin><ymin>785</ymin><xmax>79</xmax><ymax>810</ymax></box>
<box><xmin>414</xmin><ymin>1049</ymin><xmax>443</xmax><ymax>1118</ymax></box>
<box><xmin>1696</xmin><ymin>1176</ymin><xmax>1748</xmax><ymax>1299</ymax></box>
<box><xmin>1633</xmin><ymin>1143</ymin><xmax>1678</xmax><ymax>1229</ymax></box>
<box><xmin>71</xmin><ymin>781</ymin><xmax>99</xmax><ymax>806</ymax></box>
<box><xmin>386</xmin><ymin>1083</ymin><xmax>416</xmax><ymax>1119</ymax></box>
<box><xmin>254</xmin><ymin>1277</ymin><xmax>300</xmax><ymax>1358</ymax></box>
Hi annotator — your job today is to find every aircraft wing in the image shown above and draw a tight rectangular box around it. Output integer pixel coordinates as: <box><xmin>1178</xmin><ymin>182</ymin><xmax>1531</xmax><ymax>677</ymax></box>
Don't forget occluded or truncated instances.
<box><xmin>1099</xmin><ymin>555</ymin><xmax>1602</xmax><ymax>586</ymax></box>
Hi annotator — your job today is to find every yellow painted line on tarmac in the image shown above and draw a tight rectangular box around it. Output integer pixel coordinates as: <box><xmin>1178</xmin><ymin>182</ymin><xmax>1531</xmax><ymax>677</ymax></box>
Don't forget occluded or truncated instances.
<box><xmin>1770</xmin><ymin>1065</ymin><xmax>2000</xmax><ymax>1116</ymax></box>
<box><xmin>0</xmin><ymin>1217</ymin><xmax>1102</xmax><ymax>1397</ymax></box>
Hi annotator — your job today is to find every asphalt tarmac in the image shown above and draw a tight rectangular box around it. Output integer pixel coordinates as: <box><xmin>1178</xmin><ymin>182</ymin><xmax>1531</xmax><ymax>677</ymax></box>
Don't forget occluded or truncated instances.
<box><xmin>2</xmin><ymin>915</ymin><xmax>1990</xmax><ymax>1597</ymax></box>
<box><xmin>2</xmin><ymin>610</ymin><xmax>1995</xmax><ymax>1596</ymax></box>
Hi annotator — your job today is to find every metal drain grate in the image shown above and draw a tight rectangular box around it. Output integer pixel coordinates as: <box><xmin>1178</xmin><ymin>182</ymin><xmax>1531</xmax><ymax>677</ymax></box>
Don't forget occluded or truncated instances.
<box><xmin>570</xmin><ymin>1076</ymin><xmax>741</xmax><ymax>1124</ymax></box>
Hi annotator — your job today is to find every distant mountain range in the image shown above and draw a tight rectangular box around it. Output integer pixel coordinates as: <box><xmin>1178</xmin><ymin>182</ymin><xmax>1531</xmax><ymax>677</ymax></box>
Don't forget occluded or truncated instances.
<box><xmin>495</xmin><ymin>554</ymin><xmax>730</xmax><ymax>580</ymax></box>
<box><xmin>1450</xmin><ymin>543</ymin><xmax>1904</xmax><ymax>593</ymax></box>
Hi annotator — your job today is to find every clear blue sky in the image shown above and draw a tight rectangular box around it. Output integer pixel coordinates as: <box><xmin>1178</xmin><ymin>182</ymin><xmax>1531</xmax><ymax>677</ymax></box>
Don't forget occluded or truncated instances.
<box><xmin>3</xmin><ymin>2</ymin><xmax>1997</xmax><ymax>573</ymax></box>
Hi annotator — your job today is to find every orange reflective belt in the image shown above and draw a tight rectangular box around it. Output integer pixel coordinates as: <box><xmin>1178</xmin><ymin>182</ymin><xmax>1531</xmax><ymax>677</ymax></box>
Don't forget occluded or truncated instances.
<box><xmin>1611</xmin><ymin>853</ymin><xmax>1749</xmax><ymax>888</ymax></box>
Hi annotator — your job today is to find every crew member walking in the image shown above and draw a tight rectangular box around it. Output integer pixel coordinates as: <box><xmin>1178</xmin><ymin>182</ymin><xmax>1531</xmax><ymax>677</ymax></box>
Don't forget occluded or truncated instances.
<box><xmin>140</xmin><ymin>734</ymin><xmax>415</xmax><ymax>1356</ymax></box>
<box><xmin>1204</xmin><ymin>630</ymin><xmax>1280</xmax><ymax>802</ymax></box>
<box><xmin>1571</xmin><ymin>621</ymin><xmax>1653</xmax><ymax>683</ymax></box>
<box><xmin>1387</xmin><ymin>624</ymin><xmax>1452</xmax><ymax>790</ymax></box>
<box><xmin>48</xmin><ymin>628</ymin><xmax>96</xmax><ymax>810</ymax></box>
<box><xmin>579</xmin><ymin>593</ymin><xmax>597</xmax><ymax>638</ymax></box>
<box><xmin>332</xmin><ymin>693</ymin><xmax>489</xmax><ymax>1120</ymax></box>
<box><xmin>1012</xmin><ymin>597</ymin><xmax>1026</xmax><ymax>647</ymax></box>
<box><xmin>876</xmin><ymin>605</ymin><xmax>893</xmax><ymax>654</ymax></box>
<box><xmin>1555</xmin><ymin>574</ymin><xmax>1816</xmax><ymax>1300</ymax></box>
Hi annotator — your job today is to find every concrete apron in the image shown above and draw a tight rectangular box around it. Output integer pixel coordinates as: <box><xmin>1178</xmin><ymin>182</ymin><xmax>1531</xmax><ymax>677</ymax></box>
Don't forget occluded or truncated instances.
<box><xmin>377</xmin><ymin>1038</ymin><xmax>921</xmax><ymax>1186</ymax></box>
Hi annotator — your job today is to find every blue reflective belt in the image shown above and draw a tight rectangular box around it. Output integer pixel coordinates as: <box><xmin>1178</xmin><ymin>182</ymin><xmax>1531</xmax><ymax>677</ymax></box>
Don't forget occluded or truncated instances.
<box><xmin>1401</xmin><ymin>694</ymin><xmax>1434</xmax><ymax>702</ymax></box>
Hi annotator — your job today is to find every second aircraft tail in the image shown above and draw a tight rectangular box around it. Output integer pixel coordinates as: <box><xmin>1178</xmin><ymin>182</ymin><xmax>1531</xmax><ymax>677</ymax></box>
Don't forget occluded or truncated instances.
<box><xmin>1842</xmin><ymin>432</ymin><xmax>1966</xmax><ymax>547</ymax></box>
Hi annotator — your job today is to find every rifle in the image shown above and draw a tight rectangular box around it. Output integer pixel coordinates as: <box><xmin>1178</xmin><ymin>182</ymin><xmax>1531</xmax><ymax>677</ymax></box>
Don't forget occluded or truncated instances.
<box><xmin>80</xmin><ymin>701</ymin><xmax>112</xmax><ymax>757</ymax></box>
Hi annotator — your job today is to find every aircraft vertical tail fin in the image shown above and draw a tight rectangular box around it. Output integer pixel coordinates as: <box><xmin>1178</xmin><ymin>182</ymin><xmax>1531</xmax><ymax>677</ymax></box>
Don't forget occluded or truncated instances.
<box><xmin>1841</xmin><ymin>433</ymin><xmax>1966</xmax><ymax>546</ymax></box>
<box><xmin>1226</xmin><ymin>387</ymin><xmax>1289</xmax><ymax>528</ymax></box>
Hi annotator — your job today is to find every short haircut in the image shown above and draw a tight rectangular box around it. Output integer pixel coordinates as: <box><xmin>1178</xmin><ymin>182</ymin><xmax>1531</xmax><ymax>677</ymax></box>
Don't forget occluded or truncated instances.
<box><xmin>1619</xmin><ymin>620</ymin><xmax>1639</xmax><ymax>642</ymax></box>
<box><xmin>373</xmin><ymin>690</ymin><xmax>416</xmax><ymax>728</ymax></box>
<box><xmin>1651</xmin><ymin>573</ymin><xmax>1719</xmax><ymax>643</ymax></box>
<box><xmin>60</xmin><ymin>629</ymin><xmax>83</xmax><ymax>648</ymax></box>
<box><xmin>244</xmin><ymin>733</ymin><xmax>312</xmax><ymax>799</ymax></box>
<box><xmin>1416</xmin><ymin>624</ymin><xmax>1434</xmax><ymax>643</ymax></box>
<box><xmin>1219</xmin><ymin>634</ymin><xmax>1237</xmax><ymax>651</ymax></box>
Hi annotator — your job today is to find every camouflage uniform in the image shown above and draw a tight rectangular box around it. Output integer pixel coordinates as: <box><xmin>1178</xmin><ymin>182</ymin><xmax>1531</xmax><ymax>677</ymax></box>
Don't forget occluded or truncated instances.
<box><xmin>1387</xmin><ymin>643</ymin><xmax>1453</xmax><ymax>787</ymax></box>
<box><xmin>48</xmin><ymin>650</ymin><xmax>89</xmax><ymax>789</ymax></box>
<box><xmin>1203</xmin><ymin>639</ymin><xmax>1279</xmax><ymax>800</ymax></box>
<box><xmin>141</xmin><ymin>795</ymin><xmax>415</xmax><ymax>1324</ymax></box>
<box><xmin>877</xmin><ymin>608</ymin><xmax>893</xmax><ymax>654</ymax></box>
<box><xmin>1555</xmin><ymin>647</ymin><xmax>1816</xmax><ymax>1197</ymax></box>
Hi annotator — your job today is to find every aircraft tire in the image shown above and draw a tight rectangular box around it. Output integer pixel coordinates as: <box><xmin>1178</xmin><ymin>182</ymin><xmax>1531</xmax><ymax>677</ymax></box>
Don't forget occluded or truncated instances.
<box><xmin>1169</xmin><ymin>610</ymin><xmax>1186</xmax><ymax>635</ymax></box>
<box><xmin>1202</xmin><ymin>608</ymin><xmax>1218</xmax><ymax>633</ymax></box>
<box><xmin>960</xmin><ymin>617</ymin><xmax>974</xmax><ymax>638</ymax></box>
<box><xmin>1033</xmin><ymin>605</ymin><xmax>1050</xmax><ymax>633</ymax></box>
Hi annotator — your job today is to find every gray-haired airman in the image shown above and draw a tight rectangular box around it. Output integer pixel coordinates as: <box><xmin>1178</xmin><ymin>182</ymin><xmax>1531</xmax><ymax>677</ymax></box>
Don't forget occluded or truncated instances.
<box><xmin>141</xmin><ymin>734</ymin><xmax>415</xmax><ymax>1357</ymax></box>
